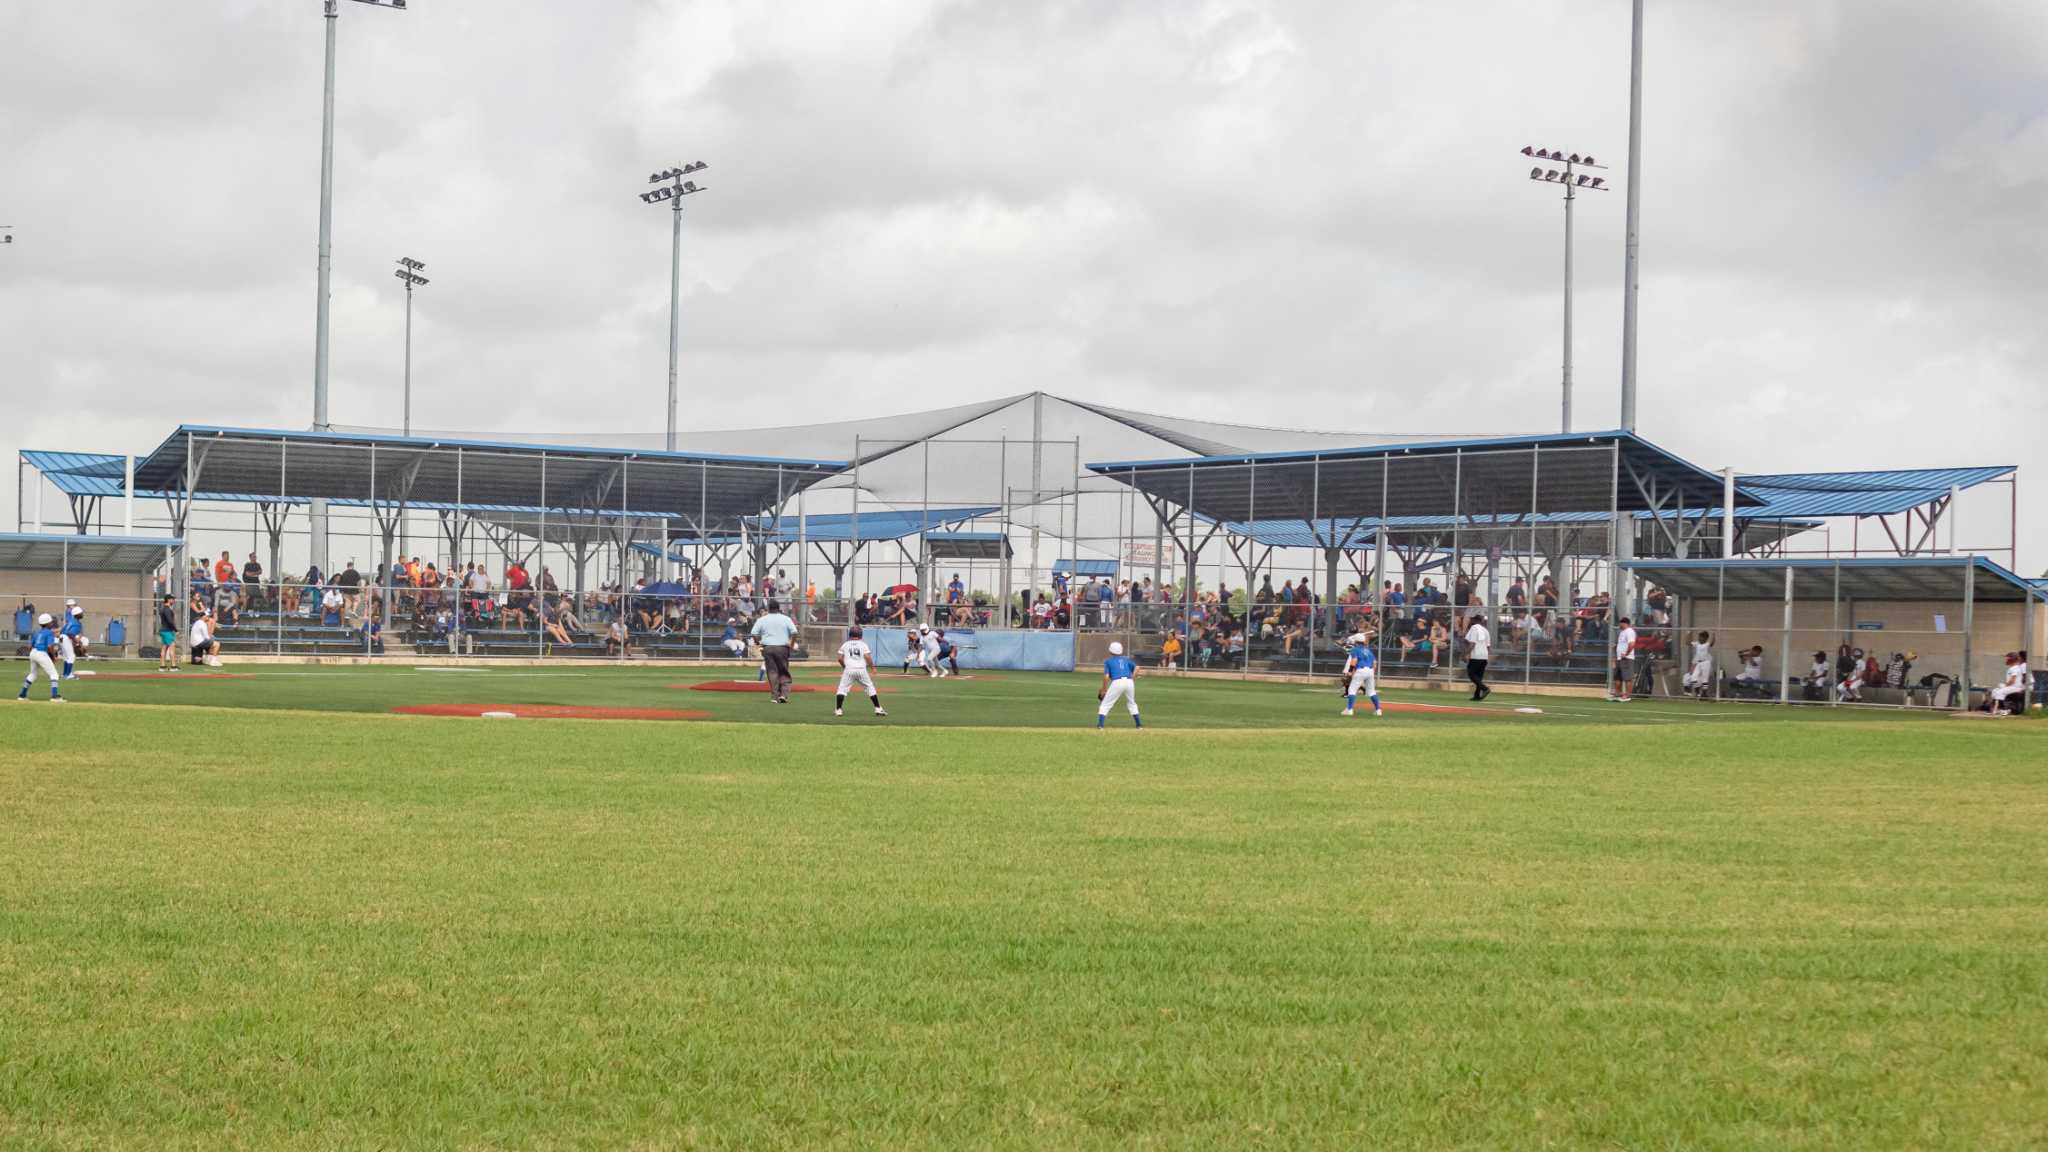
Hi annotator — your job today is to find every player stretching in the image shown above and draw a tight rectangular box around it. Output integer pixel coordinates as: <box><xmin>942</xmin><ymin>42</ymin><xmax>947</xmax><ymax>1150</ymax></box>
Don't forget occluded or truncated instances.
<box><xmin>834</xmin><ymin>625</ymin><xmax>887</xmax><ymax>717</ymax></box>
<box><xmin>1096</xmin><ymin>641</ymin><xmax>1142</xmax><ymax>730</ymax></box>
<box><xmin>16</xmin><ymin>613</ymin><xmax>65</xmax><ymax>703</ymax></box>
<box><xmin>1341</xmin><ymin>631</ymin><xmax>1382</xmax><ymax>717</ymax></box>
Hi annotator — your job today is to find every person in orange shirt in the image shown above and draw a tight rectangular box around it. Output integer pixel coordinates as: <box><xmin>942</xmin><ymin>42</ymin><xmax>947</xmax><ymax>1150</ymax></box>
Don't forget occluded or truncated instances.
<box><xmin>1160</xmin><ymin>630</ymin><xmax>1182</xmax><ymax>671</ymax></box>
<box><xmin>213</xmin><ymin>550</ymin><xmax>236</xmax><ymax>587</ymax></box>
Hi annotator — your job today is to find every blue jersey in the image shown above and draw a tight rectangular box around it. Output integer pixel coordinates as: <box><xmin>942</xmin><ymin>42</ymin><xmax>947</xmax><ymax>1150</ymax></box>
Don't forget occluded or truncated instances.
<box><xmin>1349</xmin><ymin>644</ymin><xmax>1374</xmax><ymax>669</ymax></box>
<box><xmin>62</xmin><ymin>615</ymin><xmax>82</xmax><ymax>638</ymax></box>
<box><xmin>31</xmin><ymin>627</ymin><xmax>56</xmax><ymax>653</ymax></box>
<box><xmin>1104</xmin><ymin>655</ymin><xmax>1135</xmax><ymax>680</ymax></box>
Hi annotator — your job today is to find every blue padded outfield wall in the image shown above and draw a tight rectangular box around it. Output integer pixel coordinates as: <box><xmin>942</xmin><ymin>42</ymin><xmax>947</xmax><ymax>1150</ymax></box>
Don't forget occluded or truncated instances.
<box><xmin>860</xmin><ymin>628</ymin><xmax>1075</xmax><ymax>673</ymax></box>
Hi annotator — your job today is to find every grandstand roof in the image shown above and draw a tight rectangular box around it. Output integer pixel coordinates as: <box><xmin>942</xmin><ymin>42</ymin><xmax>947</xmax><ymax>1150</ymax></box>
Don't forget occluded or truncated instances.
<box><xmin>928</xmin><ymin>532</ymin><xmax>1012</xmax><ymax>561</ymax></box>
<box><xmin>0</xmin><ymin>532</ymin><xmax>181</xmax><ymax>574</ymax></box>
<box><xmin>130</xmin><ymin>427</ymin><xmax>845</xmax><ymax>526</ymax></box>
<box><xmin>1734</xmin><ymin>466</ymin><xmax>2016</xmax><ymax>518</ymax></box>
<box><xmin>630</xmin><ymin>506</ymin><xmax>1003</xmax><ymax>558</ymax></box>
<box><xmin>1619</xmin><ymin>556</ymin><xmax>2043</xmax><ymax>603</ymax></box>
<box><xmin>1088</xmin><ymin>431</ymin><xmax>1744</xmax><ymax>524</ymax></box>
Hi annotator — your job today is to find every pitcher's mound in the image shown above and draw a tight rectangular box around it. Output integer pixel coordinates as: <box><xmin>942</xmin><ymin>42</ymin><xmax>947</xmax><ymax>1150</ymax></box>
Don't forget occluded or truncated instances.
<box><xmin>394</xmin><ymin>704</ymin><xmax>709</xmax><ymax>720</ymax></box>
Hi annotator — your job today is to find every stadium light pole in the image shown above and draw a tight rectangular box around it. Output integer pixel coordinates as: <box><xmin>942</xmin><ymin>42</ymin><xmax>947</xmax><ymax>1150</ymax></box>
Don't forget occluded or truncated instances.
<box><xmin>393</xmin><ymin>258</ymin><xmax>427</xmax><ymax>558</ymax></box>
<box><xmin>310</xmin><ymin>0</ymin><xmax>409</xmax><ymax>574</ymax></box>
<box><xmin>638</xmin><ymin>162</ymin><xmax>708</xmax><ymax>453</ymax></box>
<box><xmin>393</xmin><ymin>258</ymin><xmax>428</xmax><ymax>437</ymax></box>
<box><xmin>1620</xmin><ymin>0</ymin><xmax>1644</xmax><ymax>433</ymax></box>
<box><xmin>1520</xmin><ymin>148</ymin><xmax>1609</xmax><ymax>434</ymax></box>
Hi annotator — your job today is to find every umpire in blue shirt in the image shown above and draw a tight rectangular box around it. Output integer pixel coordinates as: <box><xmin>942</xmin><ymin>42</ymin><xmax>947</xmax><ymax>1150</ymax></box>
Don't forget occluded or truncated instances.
<box><xmin>750</xmin><ymin>599</ymin><xmax>800</xmax><ymax>703</ymax></box>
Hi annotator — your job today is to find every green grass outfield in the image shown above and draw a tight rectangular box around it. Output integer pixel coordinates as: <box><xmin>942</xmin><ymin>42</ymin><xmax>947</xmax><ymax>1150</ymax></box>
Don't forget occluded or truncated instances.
<box><xmin>3</xmin><ymin>662</ymin><xmax>2045</xmax><ymax>1149</ymax></box>
<box><xmin>5</xmin><ymin>657</ymin><xmax>2017</xmax><ymax>728</ymax></box>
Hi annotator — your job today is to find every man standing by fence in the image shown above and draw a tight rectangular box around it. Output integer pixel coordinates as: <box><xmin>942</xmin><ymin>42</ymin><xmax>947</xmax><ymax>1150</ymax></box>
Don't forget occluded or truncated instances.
<box><xmin>751</xmin><ymin>599</ymin><xmax>799</xmax><ymax>704</ymax></box>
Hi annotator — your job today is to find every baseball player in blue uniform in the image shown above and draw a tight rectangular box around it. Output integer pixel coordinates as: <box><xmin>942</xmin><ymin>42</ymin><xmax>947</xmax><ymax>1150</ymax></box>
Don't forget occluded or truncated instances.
<box><xmin>60</xmin><ymin>603</ymin><xmax>86</xmax><ymax>679</ymax></box>
<box><xmin>17</xmin><ymin>613</ymin><xmax>64</xmax><ymax>702</ymax></box>
<box><xmin>1096</xmin><ymin>641</ymin><xmax>1142</xmax><ymax>729</ymax></box>
<box><xmin>1341</xmin><ymin>631</ymin><xmax>1382</xmax><ymax>718</ymax></box>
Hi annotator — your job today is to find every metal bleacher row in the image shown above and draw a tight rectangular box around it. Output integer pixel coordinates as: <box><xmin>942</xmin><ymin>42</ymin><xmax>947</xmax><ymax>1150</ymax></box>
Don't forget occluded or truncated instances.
<box><xmin>160</xmin><ymin>608</ymin><xmax>770</xmax><ymax>661</ymax></box>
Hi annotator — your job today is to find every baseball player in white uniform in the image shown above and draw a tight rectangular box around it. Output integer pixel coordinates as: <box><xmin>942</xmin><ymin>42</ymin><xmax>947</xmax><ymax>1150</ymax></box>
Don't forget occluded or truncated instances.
<box><xmin>835</xmin><ymin>626</ymin><xmax>887</xmax><ymax>718</ymax></box>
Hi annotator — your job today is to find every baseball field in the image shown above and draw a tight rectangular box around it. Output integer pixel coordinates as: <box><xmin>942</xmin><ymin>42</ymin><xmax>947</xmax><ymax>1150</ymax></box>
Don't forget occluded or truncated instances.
<box><xmin>2</xmin><ymin>663</ymin><xmax>2043</xmax><ymax>1149</ymax></box>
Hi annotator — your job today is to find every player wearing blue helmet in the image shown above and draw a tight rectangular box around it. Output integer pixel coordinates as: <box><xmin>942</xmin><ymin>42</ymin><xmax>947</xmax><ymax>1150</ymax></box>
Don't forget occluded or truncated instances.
<box><xmin>17</xmin><ymin>613</ymin><xmax>64</xmax><ymax>703</ymax></box>
<box><xmin>1341</xmin><ymin>631</ymin><xmax>1382</xmax><ymax>718</ymax></box>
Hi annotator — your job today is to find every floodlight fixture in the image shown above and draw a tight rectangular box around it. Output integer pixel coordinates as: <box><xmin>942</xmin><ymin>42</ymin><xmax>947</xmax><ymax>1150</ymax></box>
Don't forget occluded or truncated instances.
<box><xmin>635</xmin><ymin>160</ymin><xmax>711</xmax><ymax>452</ymax></box>
<box><xmin>1515</xmin><ymin>143</ymin><xmax>1608</xmax><ymax>434</ymax></box>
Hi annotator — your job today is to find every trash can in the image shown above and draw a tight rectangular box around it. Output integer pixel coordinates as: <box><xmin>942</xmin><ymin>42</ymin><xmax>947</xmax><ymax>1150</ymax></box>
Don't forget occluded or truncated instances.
<box><xmin>107</xmin><ymin>618</ymin><xmax>127</xmax><ymax>655</ymax></box>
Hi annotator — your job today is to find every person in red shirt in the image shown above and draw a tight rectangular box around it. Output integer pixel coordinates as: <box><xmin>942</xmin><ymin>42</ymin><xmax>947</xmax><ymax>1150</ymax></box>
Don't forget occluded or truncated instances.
<box><xmin>213</xmin><ymin>551</ymin><xmax>236</xmax><ymax>587</ymax></box>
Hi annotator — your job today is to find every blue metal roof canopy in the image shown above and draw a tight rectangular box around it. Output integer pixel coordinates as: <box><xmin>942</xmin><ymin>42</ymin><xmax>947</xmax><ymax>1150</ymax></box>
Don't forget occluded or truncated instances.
<box><xmin>1619</xmin><ymin>556</ymin><xmax>2042</xmax><ymax>603</ymax></box>
<box><xmin>128</xmin><ymin>426</ymin><xmax>849</xmax><ymax>528</ymax></box>
<box><xmin>930</xmin><ymin>532</ymin><xmax>1013</xmax><ymax>561</ymax></box>
<box><xmin>1052</xmin><ymin>558</ymin><xmax>1118</xmax><ymax>577</ymax></box>
<box><xmin>630</xmin><ymin>506</ymin><xmax>1002</xmax><ymax>556</ymax></box>
<box><xmin>1086</xmin><ymin>430</ymin><xmax>1748</xmax><ymax>524</ymax></box>
<box><xmin>1733</xmin><ymin>466</ymin><xmax>2015</xmax><ymax>518</ymax></box>
<box><xmin>0</xmin><ymin>532</ymin><xmax>183</xmax><ymax>575</ymax></box>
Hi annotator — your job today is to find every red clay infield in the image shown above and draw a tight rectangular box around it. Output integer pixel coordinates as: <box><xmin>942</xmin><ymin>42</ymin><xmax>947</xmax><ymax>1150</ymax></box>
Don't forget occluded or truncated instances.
<box><xmin>393</xmin><ymin>703</ymin><xmax>710</xmax><ymax>721</ymax></box>
<box><xmin>88</xmin><ymin>672</ymin><xmax>251</xmax><ymax>681</ymax></box>
<box><xmin>677</xmin><ymin>680</ymin><xmax>826</xmax><ymax>693</ymax></box>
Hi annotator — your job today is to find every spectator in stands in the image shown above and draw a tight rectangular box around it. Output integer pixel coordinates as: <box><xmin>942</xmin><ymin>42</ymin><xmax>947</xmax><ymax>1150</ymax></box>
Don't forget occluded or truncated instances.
<box><xmin>213</xmin><ymin>580</ymin><xmax>239</xmax><ymax>627</ymax></box>
<box><xmin>606</xmin><ymin>616</ymin><xmax>630</xmax><ymax>657</ymax></box>
<box><xmin>242</xmin><ymin>552</ymin><xmax>265</xmax><ymax>611</ymax></box>
<box><xmin>1507</xmin><ymin>577</ymin><xmax>1527</xmax><ymax>609</ymax></box>
<box><xmin>1833</xmin><ymin>644</ymin><xmax>1856</xmax><ymax>685</ymax></box>
<box><xmin>336</xmin><ymin>560</ymin><xmax>363</xmax><ymax>616</ymax></box>
<box><xmin>190</xmin><ymin>604</ymin><xmax>222</xmax><ymax>668</ymax></box>
<box><xmin>554</xmin><ymin>596</ymin><xmax>585</xmax><ymax>635</ymax></box>
<box><xmin>1281</xmin><ymin>616</ymin><xmax>1308</xmax><ymax>657</ymax></box>
<box><xmin>542</xmin><ymin>602</ymin><xmax>573</xmax><ymax>649</ymax></box>
<box><xmin>280</xmin><ymin>575</ymin><xmax>302</xmax><ymax>616</ymax></box>
<box><xmin>321</xmin><ymin>584</ymin><xmax>344</xmax><ymax>627</ymax></box>
<box><xmin>213</xmin><ymin>550</ymin><xmax>236</xmax><ymax>593</ymax></box>
<box><xmin>1426</xmin><ymin>617</ymin><xmax>1449</xmax><ymax>667</ymax></box>
<box><xmin>1160</xmin><ymin>630</ymin><xmax>1182</xmax><ymax>671</ymax></box>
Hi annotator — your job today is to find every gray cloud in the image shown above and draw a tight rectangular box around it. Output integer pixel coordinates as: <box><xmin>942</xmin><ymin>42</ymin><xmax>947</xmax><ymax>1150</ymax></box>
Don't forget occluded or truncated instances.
<box><xmin>3</xmin><ymin>0</ymin><xmax>2042</xmax><ymax>566</ymax></box>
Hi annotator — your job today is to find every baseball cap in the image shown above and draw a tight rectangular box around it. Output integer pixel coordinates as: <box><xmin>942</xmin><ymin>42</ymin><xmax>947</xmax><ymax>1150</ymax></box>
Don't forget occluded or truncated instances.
<box><xmin>1108</xmin><ymin>641</ymin><xmax>1124</xmax><ymax>655</ymax></box>
<box><xmin>70</xmin><ymin>606</ymin><xmax>83</xmax><ymax>617</ymax></box>
<box><xmin>37</xmin><ymin>613</ymin><xmax>52</xmax><ymax>625</ymax></box>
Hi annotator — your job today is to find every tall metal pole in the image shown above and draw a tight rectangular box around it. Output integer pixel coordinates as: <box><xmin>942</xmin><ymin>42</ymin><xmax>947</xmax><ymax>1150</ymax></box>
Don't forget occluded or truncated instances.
<box><xmin>1561</xmin><ymin>180</ymin><xmax>1575</xmax><ymax>433</ymax></box>
<box><xmin>666</xmin><ymin>196</ymin><xmax>683</xmax><ymax>453</ymax></box>
<box><xmin>402</xmin><ymin>276</ymin><xmax>413</xmax><ymax>437</ymax></box>
<box><xmin>1619</xmin><ymin>0</ymin><xmax>1645</xmax><ymax>432</ymax></box>
<box><xmin>1028</xmin><ymin>391</ymin><xmax>1043</xmax><ymax>614</ymax></box>
<box><xmin>309</xmin><ymin>0</ymin><xmax>340</xmax><ymax>572</ymax></box>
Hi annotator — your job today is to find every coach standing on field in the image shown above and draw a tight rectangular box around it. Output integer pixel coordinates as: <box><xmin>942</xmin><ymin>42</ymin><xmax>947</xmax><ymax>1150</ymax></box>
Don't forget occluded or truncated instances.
<box><xmin>751</xmin><ymin>598</ymin><xmax>800</xmax><ymax>704</ymax></box>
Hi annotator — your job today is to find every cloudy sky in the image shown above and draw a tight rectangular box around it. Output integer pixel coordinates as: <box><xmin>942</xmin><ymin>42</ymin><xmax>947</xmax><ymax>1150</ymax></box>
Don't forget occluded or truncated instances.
<box><xmin>4</xmin><ymin>0</ymin><xmax>2044</xmax><ymax>568</ymax></box>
